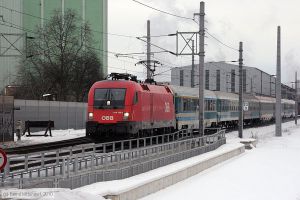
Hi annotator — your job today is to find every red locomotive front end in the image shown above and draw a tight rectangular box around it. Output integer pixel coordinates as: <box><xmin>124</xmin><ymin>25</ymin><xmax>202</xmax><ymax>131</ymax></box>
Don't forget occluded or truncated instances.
<box><xmin>86</xmin><ymin>73</ymin><xmax>176</xmax><ymax>140</ymax></box>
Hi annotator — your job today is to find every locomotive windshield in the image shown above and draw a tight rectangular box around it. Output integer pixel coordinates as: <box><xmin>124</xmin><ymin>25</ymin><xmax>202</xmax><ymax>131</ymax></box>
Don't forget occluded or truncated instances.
<box><xmin>94</xmin><ymin>88</ymin><xmax>126</xmax><ymax>109</ymax></box>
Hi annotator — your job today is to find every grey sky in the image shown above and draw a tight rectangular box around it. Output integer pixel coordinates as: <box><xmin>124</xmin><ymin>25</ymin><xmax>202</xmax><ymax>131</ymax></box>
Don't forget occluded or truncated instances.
<box><xmin>108</xmin><ymin>0</ymin><xmax>300</xmax><ymax>86</ymax></box>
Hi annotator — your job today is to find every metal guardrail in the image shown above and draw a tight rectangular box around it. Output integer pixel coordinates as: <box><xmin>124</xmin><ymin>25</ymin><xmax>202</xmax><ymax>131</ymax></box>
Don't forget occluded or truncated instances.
<box><xmin>1</xmin><ymin>129</ymin><xmax>194</xmax><ymax>179</ymax></box>
<box><xmin>0</xmin><ymin>129</ymin><xmax>226</xmax><ymax>189</ymax></box>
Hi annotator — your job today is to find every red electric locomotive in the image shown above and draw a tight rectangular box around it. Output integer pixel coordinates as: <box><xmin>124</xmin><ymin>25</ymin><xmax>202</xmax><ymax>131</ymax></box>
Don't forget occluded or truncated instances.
<box><xmin>86</xmin><ymin>73</ymin><xmax>176</xmax><ymax>139</ymax></box>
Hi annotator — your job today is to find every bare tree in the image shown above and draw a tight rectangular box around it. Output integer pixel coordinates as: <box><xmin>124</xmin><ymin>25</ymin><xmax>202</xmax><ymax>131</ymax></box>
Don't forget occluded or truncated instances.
<box><xmin>17</xmin><ymin>9</ymin><xmax>103</xmax><ymax>101</ymax></box>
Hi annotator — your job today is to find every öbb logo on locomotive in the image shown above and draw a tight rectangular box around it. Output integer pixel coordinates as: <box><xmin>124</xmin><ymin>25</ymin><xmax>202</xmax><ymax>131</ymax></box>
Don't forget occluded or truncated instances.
<box><xmin>101</xmin><ymin>116</ymin><xmax>114</xmax><ymax>120</ymax></box>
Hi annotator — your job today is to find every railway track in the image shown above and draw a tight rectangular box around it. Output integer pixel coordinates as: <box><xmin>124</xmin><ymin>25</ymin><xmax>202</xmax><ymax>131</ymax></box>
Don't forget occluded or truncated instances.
<box><xmin>4</xmin><ymin>136</ymin><xmax>94</xmax><ymax>155</ymax></box>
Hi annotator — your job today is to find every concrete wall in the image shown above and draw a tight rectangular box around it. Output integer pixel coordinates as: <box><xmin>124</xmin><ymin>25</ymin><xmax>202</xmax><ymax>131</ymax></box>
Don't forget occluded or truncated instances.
<box><xmin>14</xmin><ymin>99</ymin><xmax>87</xmax><ymax>129</ymax></box>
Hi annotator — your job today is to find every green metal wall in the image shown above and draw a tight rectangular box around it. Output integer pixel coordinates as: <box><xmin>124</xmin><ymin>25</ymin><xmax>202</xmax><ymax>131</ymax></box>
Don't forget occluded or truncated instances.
<box><xmin>23</xmin><ymin>0</ymin><xmax>108</xmax><ymax>76</ymax></box>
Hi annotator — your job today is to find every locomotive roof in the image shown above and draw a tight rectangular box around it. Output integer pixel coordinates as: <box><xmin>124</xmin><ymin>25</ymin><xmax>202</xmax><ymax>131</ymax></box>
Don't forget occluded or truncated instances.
<box><xmin>93</xmin><ymin>79</ymin><xmax>137</xmax><ymax>86</ymax></box>
<box><xmin>92</xmin><ymin>80</ymin><xmax>174</xmax><ymax>94</ymax></box>
<box><xmin>168</xmin><ymin>85</ymin><xmax>216</xmax><ymax>99</ymax></box>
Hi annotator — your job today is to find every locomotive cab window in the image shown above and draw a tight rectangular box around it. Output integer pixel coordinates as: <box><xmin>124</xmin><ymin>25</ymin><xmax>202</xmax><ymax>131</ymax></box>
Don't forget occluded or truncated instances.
<box><xmin>94</xmin><ymin>88</ymin><xmax>126</xmax><ymax>109</ymax></box>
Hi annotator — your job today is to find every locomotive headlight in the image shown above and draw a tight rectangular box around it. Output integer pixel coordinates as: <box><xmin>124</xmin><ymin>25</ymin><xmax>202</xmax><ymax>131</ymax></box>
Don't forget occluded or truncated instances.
<box><xmin>88</xmin><ymin>112</ymin><xmax>94</xmax><ymax>120</ymax></box>
<box><xmin>123</xmin><ymin>112</ymin><xmax>130</xmax><ymax>120</ymax></box>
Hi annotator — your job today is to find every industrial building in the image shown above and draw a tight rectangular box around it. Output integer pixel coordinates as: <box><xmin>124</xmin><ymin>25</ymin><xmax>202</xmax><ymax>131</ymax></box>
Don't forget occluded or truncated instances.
<box><xmin>0</xmin><ymin>0</ymin><xmax>108</xmax><ymax>92</ymax></box>
<box><xmin>171</xmin><ymin>62</ymin><xmax>295</xmax><ymax>100</ymax></box>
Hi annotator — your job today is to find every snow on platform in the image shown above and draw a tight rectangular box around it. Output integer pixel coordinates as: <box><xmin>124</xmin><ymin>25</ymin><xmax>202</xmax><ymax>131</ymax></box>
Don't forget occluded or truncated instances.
<box><xmin>141</xmin><ymin>122</ymin><xmax>300</xmax><ymax>200</ymax></box>
<box><xmin>0</xmin><ymin>129</ymin><xmax>85</xmax><ymax>149</ymax></box>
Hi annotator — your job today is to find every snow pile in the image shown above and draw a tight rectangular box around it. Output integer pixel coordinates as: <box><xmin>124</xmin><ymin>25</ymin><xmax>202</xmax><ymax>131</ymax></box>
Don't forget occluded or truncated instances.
<box><xmin>0</xmin><ymin>129</ymin><xmax>85</xmax><ymax>149</ymax></box>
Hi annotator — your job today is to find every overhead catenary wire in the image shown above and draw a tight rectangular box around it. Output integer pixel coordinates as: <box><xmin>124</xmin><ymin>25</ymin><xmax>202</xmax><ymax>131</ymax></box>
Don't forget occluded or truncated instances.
<box><xmin>132</xmin><ymin>0</ymin><xmax>194</xmax><ymax>21</ymax></box>
<box><xmin>1</xmin><ymin>2</ymin><xmax>243</xmax><ymax>82</ymax></box>
<box><xmin>0</xmin><ymin>18</ymin><xmax>147</xmax><ymax>72</ymax></box>
<box><xmin>206</xmin><ymin>30</ymin><xmax>239</xmax><ymax>52</ymax></box>
<box><xmin>115</xmin><ymin>50</ymin><xmax>169</xmax><ymax>58</ymax></box>
<box><xmin>136</xmin><ymin>37</ymin><xmax>176</xmax><ymax>55</ymax></box>
<box><xmin>0</xmin><ymin>4</ymin><xmax>138</xmax><ymax>38</ymax></box>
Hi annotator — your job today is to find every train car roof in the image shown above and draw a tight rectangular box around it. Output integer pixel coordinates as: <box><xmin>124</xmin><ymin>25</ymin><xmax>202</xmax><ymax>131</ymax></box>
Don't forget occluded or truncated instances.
<box><xmin>282</xmin><ymin>99</ymin><xmax>295</xmax><ymax>104</ymax></box>
<box><xmin>255</xmin><ymin>95</ymin><xmax>276</xmax><ymax>103</ymax></box>
<box><xmin>213</xmin><ymin>91</ymin><xmax>239</xmax><ymax>100</ymax></box>
<box><xmin>168</xmin><ymin>85</ymin><xmax>216</xmax><ymax>99</ymax></box>
<box><xmin>244</xmin><ymin>93</ymin><xmax>260</xmax><ymax>102</ymax></box>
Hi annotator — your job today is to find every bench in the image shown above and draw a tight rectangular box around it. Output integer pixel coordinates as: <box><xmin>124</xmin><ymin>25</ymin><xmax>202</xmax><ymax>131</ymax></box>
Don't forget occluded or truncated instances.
<box><xmin>22</xmin><ymin>120</ymin><xmax>54</xmax><ymax>137</ymax></box>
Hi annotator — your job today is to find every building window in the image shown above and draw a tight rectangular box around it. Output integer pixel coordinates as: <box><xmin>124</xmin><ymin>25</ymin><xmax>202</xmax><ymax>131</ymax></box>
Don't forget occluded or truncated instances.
<box><xmin>231</xmin><ymin>69</ymin><xmax>235</xmax><ymax>93</ymax></box>
<box><xmin>180</xmin><ymin>70</ymin><xmax>184</xmax><ymax>86</ymax></box>
<box><xmin>216</xmin><ymin>70</ymin><xmax>220</xmax><ymax>91</ymax></box>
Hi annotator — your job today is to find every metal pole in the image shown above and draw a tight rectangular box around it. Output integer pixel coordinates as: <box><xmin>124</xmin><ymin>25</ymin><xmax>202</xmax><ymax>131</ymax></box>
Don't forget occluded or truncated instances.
<box><xmin>191</xmin><ymin>40</ymin><xmax>195</xmax><ymax>88</ymax></box>
<box><xmin>295</xmin><ymin>71</ymin><xmax>298</xmax><ymax>125</ymax></box>
<box><xmin>275</xmin><ymin>26</ymin><xmax>282</xmax><ymax>137</ymax></box>
<box><xmin>198</xmin><ymin>2</ymin><xmax>205</xmax><ymax>136</ymax></box>
<box><xmin>147</xmin><ymin>20</ymin><xmax>151</xmax><ymax>80</ymax></box>
<box><xmin>238</xmin><ymin>42</ymin><xmax>243</xmax><ymax>138</ymax></box>
<box><xmin>1</xmin><ymin>95</ymin><xmax>4</xmax><ymax>142</ymax></box>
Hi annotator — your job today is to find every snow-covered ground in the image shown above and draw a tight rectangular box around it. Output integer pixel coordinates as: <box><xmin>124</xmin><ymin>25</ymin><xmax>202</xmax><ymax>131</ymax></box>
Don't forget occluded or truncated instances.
<box><xmin>0</xmin><ymin>129</ymin><xmax>85</xmax><ymax>149</ymax></box>
<box><xmin>141</xmin><ymin>121</ymin><xmax>300</xmax><ymax>200</ymax></box>
<box><xmin>1</xmin><ymin>121</ymin><xmax>300</xmax><ymax>200</ymax></box>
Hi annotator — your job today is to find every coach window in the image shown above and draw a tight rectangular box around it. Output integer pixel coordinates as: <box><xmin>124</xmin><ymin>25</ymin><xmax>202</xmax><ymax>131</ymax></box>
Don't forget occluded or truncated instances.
<box><xmin>220</xmin><ymin>100</ymin><xmax>223</xmax><ymax>111</ymax></box>
<box><xmin>207</xmin><ymin>100</ymin><xmax>210</xmax><ymax>111</ymax></box>
<box><xmin>192</xmin><ymin>99</ymin><xmax>198</xmax><ymax>110</ymax></box>
<box><xmin>209</xmin><ymin>100</ymin><xmax>213</xmax><ymax>111</ymax></box>
<box><xmin>183</xmin><ymin>98</ymin><xmax>188</xmax><ymax>111</ymax></box>
<box><xmin>221</xmin><ymin>100</ymin><xmax>223</xmax><ymax>111</ymax></box>
<box><xmin>210</xmin><ymin>100</ymin><xmax>215</xmax><ymax>111</ymax></box>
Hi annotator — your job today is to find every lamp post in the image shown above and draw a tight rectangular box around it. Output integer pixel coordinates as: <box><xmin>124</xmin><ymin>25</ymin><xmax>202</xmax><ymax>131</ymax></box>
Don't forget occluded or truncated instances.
<box><xmin>42</xmin><ymin>93</ymin><xmax>55</xmax><ymax>120</ymax></box>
